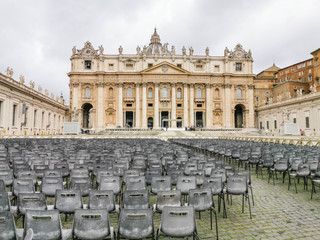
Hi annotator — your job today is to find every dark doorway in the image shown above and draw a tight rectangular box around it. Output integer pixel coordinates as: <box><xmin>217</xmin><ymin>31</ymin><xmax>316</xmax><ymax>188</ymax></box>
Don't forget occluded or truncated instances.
<box><xmin>161</xmin><ymin>111</ymin><xmax>169</xmax><ymax>128</ymax></box>
<box><xmin>82</xmin><ymin>103</ymin><xmax>93</xmax><ymax>128</ymax></box>
<box><xmin>148</xmin><ymin>117</ymin><xmax>153</xmax><ymax>128</ymax></box>
<box><xmin>177</xmin><ymin>117</ymin><xmax>182</xmax><ymax>128</ymax></box>
<box><xmin>235</xmin><ymin>104</ymin><xmax>244</xmax><ymax>128</ymax></box>
<box><xmin>195</xmin><ymin>112</ymin><xmax>203</xmax><ymax>127</ymax></box>
<box><xmin>125</xmin><ymin>111</ymin><xmax>134</xmax><ymax>128</ymax></box>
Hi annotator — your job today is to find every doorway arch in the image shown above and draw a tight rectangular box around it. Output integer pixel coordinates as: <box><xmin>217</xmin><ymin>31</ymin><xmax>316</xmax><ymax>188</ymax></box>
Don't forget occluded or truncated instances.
<box><xmin>82</xmin><ymin>103</ymin><xmax>93</xmax><ymax>128</ymax></box>
<box><xmin>148</xmin><ymin>117</ymin><xmax>153</xmax><ymax>128</ymax></box>
<box><xmin>177</xmin><ymin>117</ymin><xmax>182</xmax><ymax>128</ymax></box>
<box><xmin>234</xmin><ymin>104</ymin><xmax>245</xmax><ymax>128</ymax></box>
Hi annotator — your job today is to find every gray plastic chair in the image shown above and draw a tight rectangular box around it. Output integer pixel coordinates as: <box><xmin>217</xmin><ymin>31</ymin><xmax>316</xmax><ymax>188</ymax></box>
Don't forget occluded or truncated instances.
<box><xmin>88</xmin><ymin>190</ymin><xmax>116</xmax><ymax>213</ymax></box>
<box><xmin>70</xmin><ymin>177</ymin><xmax>92</xmax><ymax>197</ymax></box>
<box><xmin>226</xmin><ymin>175</ymin><xmax>252</xmax><ymax>219</ymax></box>
<box><xmin>122</xmin><ymin>190</ymin><xmax>149</xmax><ymax>209</ymax></box>
<box><xmin>176</xmin><ymin>176</ymin><xmax>197</xmax><ymax>201</ymax></box>
<box><xmin>73</xmin><ymin>209</ymin><xmax>114</xmax><ymax>240</ymax></box>
<box><xmin>0</xmin><ymin>170</ymin><xmax>14</xmax><ymax>189</ymax></box>
<box><xmin>155</xmin><ymin>190</ymin><xmax>182</xmax><ymax>213</ymax></box>
<box><xmin>117</xmin><ymin>208</ymin><xmax>154</xmax><ymax>240</ymax></box>
<box><xmin>188</xmin><ymin>188</ymin><xmax>218</xmax><ymax>239</ymax></box>
<box><xmin>24</xmin><ymin>209</ymin><xmax>62</xmax><ymax>240</ymax></box>
<box><xmin>0</xmin><ymin>211</ymin><xmax>17</xmax><ymax>240</ymax></box>
<box><xmin>156</xmin><ymin>206</ymin><xmax>199</xmax><ymax>239</ymax></box>
<box><xmin>0</xmin><ymin>189</ymin><xmax>10</xmax><ymax>211</ymax></box>
<box><xmin>125</xmin><ymin>176</ymin><xmax>146</xmax><ymax>191</ymax></box>
<box><xmin>151</xmin><ymin>176</ymin><xmax>171</xmax><ymax>194</ymax></box>
<box><xmin>55</xmin><ymin>189</ymin><xmax>83</xmax><ymax>221</ymax></box>
<box><xmin>41</xmin><ymin>177</ymin><xmax>63</xmax><ymax>197</ymax></box>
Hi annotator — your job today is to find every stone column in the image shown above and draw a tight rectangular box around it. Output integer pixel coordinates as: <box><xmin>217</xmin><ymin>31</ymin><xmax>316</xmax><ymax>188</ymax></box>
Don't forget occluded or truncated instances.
<box><xmin>224</xmin><ymin>83</ymin><xmax>232</xmax><ymax>128</ymax></box>
<box><xmin>183</xmin><ymin>83</ymin><xmax>189</xmax><ymax>127</ymax></box>
<box><xmin>135</xmin><ymin>83</ymin><xmax>140</xmax><ymax>127</ymax></box>
<box><xmin>154</xmin><ymin>83</ymin><xmax>159</xmax><ymax>129</ymax></box>
<box><xmin>189</xmin><ymin>84</ymin><xmax>194</xmax><ymax>127</ymax></box>
<box><xmin>142</xmin><ymin>83</ymin><xmax>147</xmax><ymax>128</ymax></box>
<box><xmin>206</xmin><ymin>83</ymin><xmax>212</xmax><ymax>127</ymax></box>
<box><xmin>117</xmin><ymin>83</ymin><xmax>123</xmax><ymax>127</ymax></box>
<box><xmin>96</xmin><ymin>82</ymin><xmax>105</xmax><ymax>130</ymax></box>
<box><xmin>248</xmin><ymin>84</ymin><xmax>255</xmax><ymax>128</ymax></box>
<box><xmin>171</xmin><ymin>83</ymin><xmax>176</xmax><ymax>128</ymax></box>
<box><xmin>72</xmin><ymin>82</ymin><xmax>79</xmax><ymax>121</ymax></box>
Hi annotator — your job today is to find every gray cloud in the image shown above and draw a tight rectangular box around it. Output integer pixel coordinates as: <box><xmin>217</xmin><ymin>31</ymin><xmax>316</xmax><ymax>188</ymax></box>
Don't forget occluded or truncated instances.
<box><xmin>1</xmin><ymin>0</ymin><xmax>319</xmax><ymax>104</ymax></box>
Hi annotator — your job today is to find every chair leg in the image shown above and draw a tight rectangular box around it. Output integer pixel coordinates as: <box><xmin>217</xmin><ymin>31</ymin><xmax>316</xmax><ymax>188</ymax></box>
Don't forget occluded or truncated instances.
<box><xmin>242</xmin><ymin>195</ymin><xmax>244</xmax><ymax>213</ymax></box>
<box><xmin>247</xmin><ymin>193</ymin><xmax>252</xmax><ymax>219</ymax></box>
<box><xmin>294</xmin><ymin>177</ymin><xmax>297</xmax><ymax>193</ymax></box>
<box><xmin>250</xmin><ymin>185</ymin><xmax>254</xmax><ymax>206</ymax></box>
<box><xmin>288</xmin><ymin>174</ymin><xmax>291</xmax><ymax>190</ymax></box>
<box><xmin>212</xmin><ymin>208</ymin><xmax>219</xmax><ymax>240</ymax></box>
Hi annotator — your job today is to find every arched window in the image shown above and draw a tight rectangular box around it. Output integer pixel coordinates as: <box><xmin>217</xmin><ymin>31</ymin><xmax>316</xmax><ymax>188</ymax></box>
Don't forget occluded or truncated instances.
<box><xmin>148</xmin><ymin>88</ymin><xmax>153</xmax><ymax>99</ymax></box>
<box><xmin>196</xmin><ymin>88</ymin><xmax>202</xmax><ymax>98</ymax></box>
<box><xmin>127</xmin><ymin>87</ymin><xmax>133</xmax><ymax>98</ymax></box>
<box><xmin>214</xmin><ymin>88</ymin><xmax>220</xmax><ymax>99</ymax></box>
<box><xmin>85</xmin><ymin>87</ymin><xmax>91</xmax><ymax>98</ymax></box>
<box><xmin>177</xmin><ymin>88</ymin><xmax>182</xmax><ymax>99</ymax></box>
<box><xmin>109</xmin><ymin>87</ymin><xmax>113</xmax><ymax>98</ymax></box>
<box><xmin>236</xmin><ymin>88</ymin><xmax>242</xmax><ymax>99</ymax></box>
<box><xmin>162</xmin><ymin>87</ymin><xmax>168</xmax><ymax>98</ymax></box>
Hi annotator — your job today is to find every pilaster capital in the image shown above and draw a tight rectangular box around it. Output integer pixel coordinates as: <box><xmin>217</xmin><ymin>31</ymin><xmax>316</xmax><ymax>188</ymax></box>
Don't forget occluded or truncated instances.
<box><xmin>154</xmin><ymin>83</ymin><xmax>160</xmax><ymax>87</ymax></box>
<box><xmin>189</xmin><ymin>83</ymin><xmax>194</xmax><ymax>88</ymax></box>
<box><xmin>183</xmin><ymin>83</ymin><xmax>189</xmax><ymax>88</ymax></box>
<box><xmin>142</xmin><ymin>82</ymin><xmax>147</xmax><ymax>88</ymax></box>
<box><xmin>247</xmin><ymin>84</ymin><xmax>255</xmax><ymax>90</ymax></box>
<box><xmin>95</xmin><ymin>82</ymin><xmax>106</xmax><ymax>87</ymax></box>
<box><xmin>71</xmin><ymin>82</ymin><xmax>80</xmax><ymax>87</ymax></box>
<box><xmin>170</xmin><ymin>83</ymin><xmax>176</xmax><ymax>87</ymax></box>
<box><xmin>223</xmin><ymin>83</ymin><xmax>232</xmax><ymax>89</ymax></box>
<box><xmin>116</xmin><ymin>83</ymin><xmax>124</xmax><ymax>88</ymax></box>
<box><xmin>205</xmin><ymin>83</ymin><xmax>212</xmax><ymax>88</ymax></box>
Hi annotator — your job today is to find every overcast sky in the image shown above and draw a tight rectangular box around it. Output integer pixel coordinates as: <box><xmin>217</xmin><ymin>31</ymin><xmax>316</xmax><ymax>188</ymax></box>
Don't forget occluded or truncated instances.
<box><xmin>1</xmin><ymin>0</ymin><xmax>319</xmax><ymax>105</ymax></box>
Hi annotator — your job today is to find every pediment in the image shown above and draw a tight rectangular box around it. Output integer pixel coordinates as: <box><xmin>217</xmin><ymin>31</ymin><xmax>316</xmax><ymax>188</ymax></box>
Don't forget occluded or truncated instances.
<box><xmin>141</xmin><ymin>61</ymin><xmax>189</xmax><ymax>74</ymax></box>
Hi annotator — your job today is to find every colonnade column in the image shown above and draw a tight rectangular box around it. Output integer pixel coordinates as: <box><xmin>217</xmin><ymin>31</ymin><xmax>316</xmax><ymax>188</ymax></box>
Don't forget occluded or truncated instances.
<box><xmin>142</xmin><ymin>83</ymin><xmax>147</xmax><ymax>128</ymax></box>
<box><xmin>154</xmin><ymin>83</ymin><xmax>159</xmax><ymax>129</ymax></box>
<box><xmin>189</xmin><ymin>83</ymin><xmax>194</xmax><ymax>127</ymax></box>
<box><xmin>96</xmin><ymin>82</ymin><xmax>105</xmax><ymax>130</ymax></box>
<box><xmin>135</xmin><ymin>83</ymin><xmax>140</xmax><ymax>127</ymax></box>
<box><xmin>206</xmin><ymin>83</ymin><xmax>212</xmax><ymax>128</ymax></box>
<box><xmin>248</xmin><ymin>84</ymin><xmax>255</xmax><ymax>128</ymax></box>
<box><xmin>183</xmin><ymin>83</ymin><xmax>189</xmax><ymax>127</ymax></box>
<box><xmin>117</xmin><ymin>83</ymin><xmax>123</xmax><ymax>127</ymax></box>
<box><xmin>224</xmin><ymin>83</ymin><xmax>232</xmax><ymax>128</ymax></box>
<box><xmin>171</xmin><ymin>83</ymin><xmax>176</xmax><ymax>128</ymax></box>
<box><xmin>71</xmin><ymin>82</ymin><xmax>79</xmax><ymax>122</ymax></box>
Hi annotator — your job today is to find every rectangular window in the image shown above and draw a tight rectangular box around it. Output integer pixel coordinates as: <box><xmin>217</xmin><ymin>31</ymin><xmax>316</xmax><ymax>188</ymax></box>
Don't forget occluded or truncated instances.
<box><xmin>236</xmin><ymin>63</ymin><xmax>242</xmax><ymax>71</ymax></box>
<box><xmin>177</xmin><ymin>104</ymin><xmax>182</xmax><ymax>107</ymax></box>
<box><xmin>302</xmin><ymin>71</ymin><xmax>306</xmax><ymax>75</ymax></box>
<box><xmin>285</xmin><ymin>70</ymin><xmax>289</xmax><ymax>74</ymax></box>
<box><xmin>177</xmin><ymin>64</ymin><xmax>182</xmax><ymax>68</ymax></box>
<box><xmin>108</xmin><ymin>63</ymin><xmax>114</xmax><ymax>70</ymax></box>
<box><xmin>148</xmin><ymin>103</ymin><xmax>153</xmax><ymax>107</ymax></box>
<box><xmin>148</xmin><ymin>90</ymin><xmax>153</xmax><ymax>99</ymax></box>
<box><xmin>274</xmin><ymin>120</ymin><xmax>277</xmax><ymax>129</ymax></box>
<box><xmin>195</xmin><ymin>64</ymin><xmax>203</xmax><ymax>70</ymax></box>
<box><xmin>306</xmin><ymin>117</ymin><xmax>310</xmax><ymax>128</ymax></box>
<box><xmin>84</xmin><ymin>60</ymin><xmax>92</xmax><ymax>69</ymax></box>
<box><xmin>259</xmin><ymin>121</ymin><xmax>262</xmax><ymax>129</ymax></box>
<box><xmin>126</xmin><ymin>104</ymin><xmax>132</xmax><ymax>107</ymax></box>
<box><xmin>0</xmin><ymin>101</ymin><xmax>3</xmax><ymax>125</ymax></box>
<box><xmin>126</xmin><ymin>63</ymin><xmax>134</xmax><ymax>70</ymax></box>
<box><xmin>12</xmin><ymin>104</ymin><xmax>17</xmax><ymax>126</ymax></box>
<box><xmin>316</xmin><ymin>59</ymin><xmax>318</xmax><ymax>65</ymax></box>
<box><xmin>286</xmin><ymin>77</ymin><xmax>289</xmax><ymax>81</ymax></box>
<box><xmin>309</xmin><ymin>69</ymin><xmax>312</xmax><ymax>73</ymax></box>
<box><xmin>316</xmin><ymin>77</ymin><xmax>320</xmax><ymax>86</ymax></box>
<box><xmin>214</xmin><ymin>65</ymin><xmax>220</xmax><ymax>72</ymax></box>
<box><xmin>293</xmin><ymin>118</ymin><xmax>296</xmax><ymax>123</ymax></box>
<box><xmin>196</xmin><ymin>104</ymin><xmax>202</xmax><ymax>108</ymax></box>
<box><xmin>34</xmin><ymin>110</ymin><xmax>37</xmax><ymax>127</ymax></box>
<box><xmin>298</xmin><ymin>78</ymin><xmax>302</xmax><ymax>82</ymax></box>
<box><xmin>267</xmin><ymin>121</ymin><xmax>269</xmax><ymax>129</ymax></box>
<box><xmin>308</xmin><ymin>75</ymin><xmax>312</xmax><ymax>81</ymax></box>
<box><xmin>291</xmin><ymin>67</ymin><xmax>295</xmax><ymax>72</ymax></box>
<box><xmin>148</xmin><ymin>63</ymin><xmax>153</xmax><ymax>68</ymax></box>
<box><xmin>43</xmin><ymin>112</ymin><xmax>46</xmax><ymax>128</ymax></box>
<box><xmin>255</xmin><ymin>97</ymin><xmax>259</xmax><ymax>102</ymax></box>
<box><xmin>24</xmin><ymin>107</ymin><xmax>28</xmax><ymax>125</ymax></box>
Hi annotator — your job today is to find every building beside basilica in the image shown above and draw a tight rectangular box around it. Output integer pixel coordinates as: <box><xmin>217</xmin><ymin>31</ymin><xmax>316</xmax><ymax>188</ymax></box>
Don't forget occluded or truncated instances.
<box><xmin>69</xmin><ymin>29</ymin><xmax>255</xmax><ymax>131</ymax></box>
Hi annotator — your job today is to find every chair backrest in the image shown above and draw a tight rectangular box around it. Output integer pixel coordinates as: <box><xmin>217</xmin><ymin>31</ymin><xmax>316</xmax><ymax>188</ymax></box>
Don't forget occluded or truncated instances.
<box><xmin>70</xmin><ymin>177</ymin><xmax>91</xmax><ymax>197</ymax></box>
<box><xmin>0</xmin><ymin>170</ymin><xmax>14</xmax><ymax>186</ymax></box>
<box><xmin>55</xmin><ymin>189</ymin><xmax>82</xmax><ymax>213</ymax></box>
<box><xmin>99</xmin><ymin>176</ymin><xmax>121</xmax><ymax>194</ymax></box>
<box><xmin>13</xmin><ymin>179</ymin><xmax>34</xmax><ymax>197</ymax></box>
<box><xmin>118</xmin><ymin>208</ymin><xmax>153</xmax><ymax>239</ymax></box>
<box><xmin>156</xmin><ymin>190</ymin><xmax>182</xmax><ymax>212</ymax></box>
<box><xmin>188</xmin><ymin>188</ymin><xmax>213</xmax><ymax>211</ymax></box>
<box><xmin>88</xmin><ymin>190</ymin><xmax>115</xmax><ymax>212</ymax></box>
<box><xmin>0</xmin><ymin>211</ymin><xmax>17</xmax><ymax>240</ymax></box>
<box><xmin>18</xmin><ymin>192</ymin><xmax>47</xmax><ymax>215</ymax></box>
<box><xmin>160</xmin><ymin>206</ymin><xmax>196</xmax><ymax>237</ymax></box>
<box><xmin>53</xmin><ymin>163</ymin><xmax>70</xmax><ymax>177</ymax></box>
<box><xmin>203</xmin><ymin>177</ymin><xmax>223</xmax><ymax>195</ymax></box>
<box><xmin>125</xmin><ymin>176</ymin><xmax>146</xmax><ymax>191</ymax></box>
<box><xmin>44</xmin><ymin>170</ymin><xmax>62</xmax><ymax>179</ymax></box>
<box><xmin>176</xmin><ymin>176</ymin><xmax>197</xmax><ymax>195</ymax></box>
<box><xmin>211</xmin><ymin>168</ymin><xmax>227</xmax><ymax>183</ymax></box>
<box><xmin>235</xmin><ymin>170</ymin><xmax>251</xmax><ymax>184</ymax></box>
<box><xmin>151</xmin><ymin>176</ymin><xmax>171</xmax><ymax>194</ymax></box>
<box><xmin>41</xmin><ymin>177</ymin><xmax>63</xmax><ymax>197</ymax></box>
<box><xmin>73</xmin><ymin>209</ymin><xmax>111</xmax><ymax>240</ymax></box>
<box><xmin>0</xmin><ymin>190</ymin><xmax>10</xmax><ymax>212</ymax></box>
<box><xmin>96</xmin><ymin>169</ymin><xmax>114</xmax><ymax>184</ymax></box>
<box><xmin>227</xmin><ymin>175</ymin><xmax>247</xmax><ymax>195</ymax></box>
<box><xmin>123</xmin><ymin>190</ymin><xmax>149</xmax><ymax>209</ymax></box>
<box><xmin>297</xmin><ymin>163</ymin><xmax>310</xmax><ymax>176</ymax></box>
<box><xmin>24</xmin><ymin>209</ymin><xmax>62</xmax><ymax>240</ymax></box>
<box><xmin>33</xmin><ymin>165</ymin><xmax>49</xmax><ymax>179</ymax></box>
